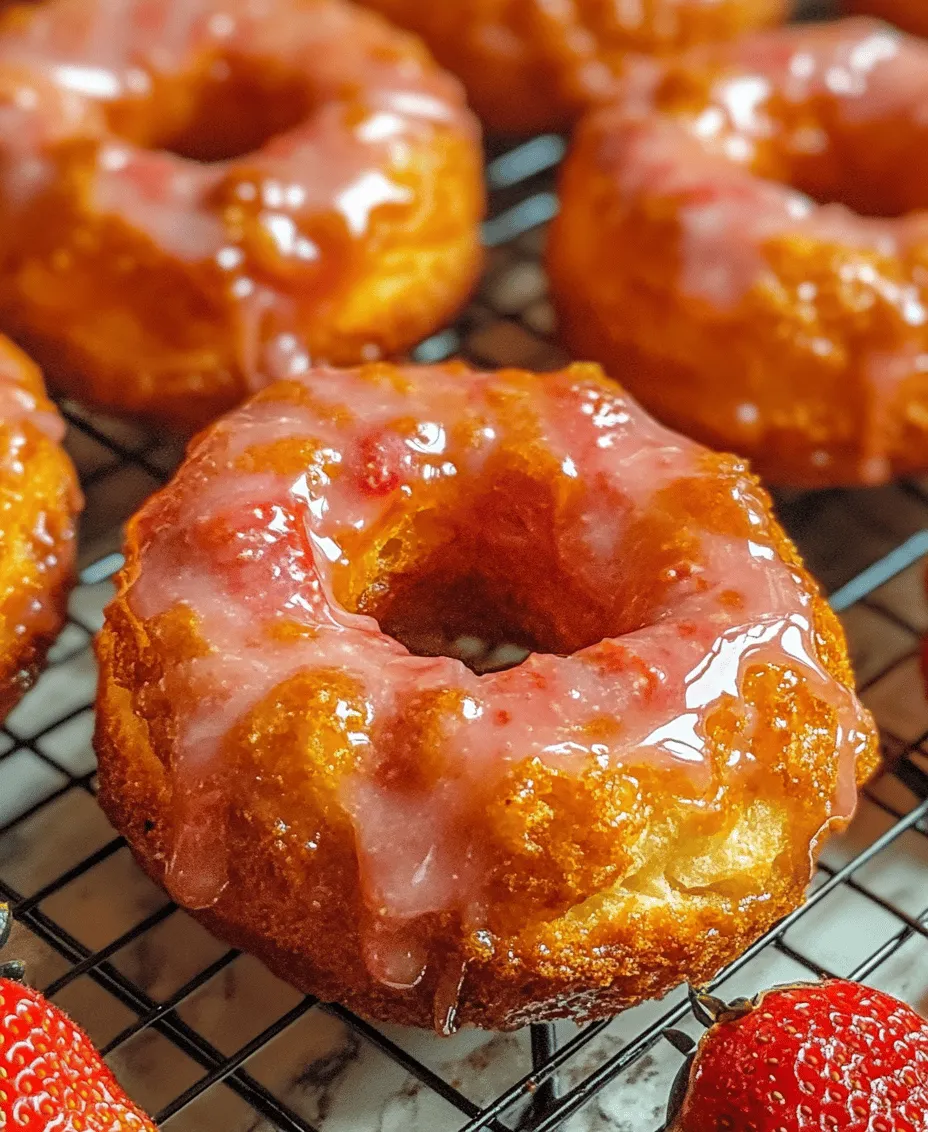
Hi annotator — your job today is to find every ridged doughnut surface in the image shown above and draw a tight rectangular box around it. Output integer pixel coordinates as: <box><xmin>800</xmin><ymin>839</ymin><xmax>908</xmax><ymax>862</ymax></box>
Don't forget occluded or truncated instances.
<box><xmin>0</xmin><ymin>0</ymin><xmax>483</xmax><ymax>431</ymax></box>
<box><xmin>549</xmin><ymin>19</ymin><xmax>928</xmax><ymax>486</ymax></box>
<box><xmin>95</xmin><ymin>362</ymin><xmax>877</xmax><ymax>1030</ymax></box>
<box><xmin>0</xmin><ymin>336</ymin><xmax>79</xmax><ymax>717</ymax></box>
<box><xmin>359</xmin><ymin>0</ymin><xmax>788</xmax><ymax>133</ymax></box>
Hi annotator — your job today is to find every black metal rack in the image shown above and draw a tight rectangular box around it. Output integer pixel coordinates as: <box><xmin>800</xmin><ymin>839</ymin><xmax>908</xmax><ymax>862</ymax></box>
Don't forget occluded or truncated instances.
<box><xmin>1</xmin><ymin>128</ymin><xmax>927</xmax><ymax>1132</ymax></box>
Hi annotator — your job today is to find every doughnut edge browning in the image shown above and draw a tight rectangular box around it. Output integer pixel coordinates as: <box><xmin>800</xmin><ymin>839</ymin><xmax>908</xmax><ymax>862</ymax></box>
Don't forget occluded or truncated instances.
<box><xmin>0</xmin><ymin>346</ymin><xmax>80</xmax><ymax>719</ymax></box>
<box><xmin>93</xmin><ymin>365</ymin><xmax>879</xmax><ymax>1031</ymax></box>
<box><xmin>0</xmin><ymin>0</ymin><xmax>485</xmax><ymax>433</ymax></box>
<box><xmin>548</xmin><ymin>75</ymin><xmax>928</xmax><ymax>488</ymax></box>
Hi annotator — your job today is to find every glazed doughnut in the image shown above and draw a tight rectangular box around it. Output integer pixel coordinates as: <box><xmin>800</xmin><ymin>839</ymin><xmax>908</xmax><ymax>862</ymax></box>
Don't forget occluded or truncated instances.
<box><xmin>95</xmin><ymin>361</ymin><xmax>878</xmax><ymax>1031</ymax></box>
<box><xmin>358</xmin><ymin>0</ymin><xmax>789</xmax><ymax>134</ymax></box>
<box><xmin>0</xmin><ymin>337</ymin><xmax>79</xmax><ymax>717</ymax></box>
<box><xmin>846</xmin><ymin>1</ymin><xmax>928</xmax><ymax>38</ymax></box>
<box><xmin>549</xmin><ymin>19</ymin><xmax>928</xmax><ymax>487</ymax></box>
<box><xmin>0</xmin><ymin>0</ymin><xmax>483</xmax><ymax>432</ymax></box>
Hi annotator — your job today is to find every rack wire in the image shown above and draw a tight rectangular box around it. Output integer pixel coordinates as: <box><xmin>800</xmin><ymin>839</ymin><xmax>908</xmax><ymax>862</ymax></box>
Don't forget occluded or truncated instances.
<box><xmin>2</xmin><ymin>120</ymin><xmax>928</xmax><ymax>1132</ymax></box>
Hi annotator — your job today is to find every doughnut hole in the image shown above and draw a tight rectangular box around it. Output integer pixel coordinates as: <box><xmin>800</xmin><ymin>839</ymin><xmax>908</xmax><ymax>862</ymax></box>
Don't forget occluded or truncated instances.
<box><xmin>330</xmin><ymin>453</ymin><xmax>708</xmax><ymax>673</ymax></box>
<box><xmin>313</xmin><ymin>452</ymin><xmax>838</xmax><ymax>937</ymax></box>
<box><xmin>95</xmin><ymin>362</ymin><xmax>877</xmax><ymax>1027</ymax></box>
<box><xmin>103</xmin><ymin>54</ymin><xmax>315</xmax><ymax>163</ymax></box>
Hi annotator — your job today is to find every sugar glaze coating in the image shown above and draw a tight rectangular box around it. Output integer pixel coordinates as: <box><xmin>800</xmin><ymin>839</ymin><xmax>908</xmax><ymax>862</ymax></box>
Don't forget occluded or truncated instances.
<box><xmin>0</xmin><ymin>336</ymin><xmax>80</xmax><ymax>717</ymax></box>
<box><xmin>96</xmin><ymin>363</ymin><xmax>878</xmax><ymax>1030</ymax></box>
<box><xmin>358</xmin><ymin>0</ymin><xmax>788</xmax><ymax>133</ymax></box>
<box><xmin>550</xmin><ymin>19</ymin><xmax>928</xmax><ymax>487</ymax></box>
<box><xmin>0</xmin><ymin>0</ymin><xmax>483</xmax><ymax>430</ymax></box>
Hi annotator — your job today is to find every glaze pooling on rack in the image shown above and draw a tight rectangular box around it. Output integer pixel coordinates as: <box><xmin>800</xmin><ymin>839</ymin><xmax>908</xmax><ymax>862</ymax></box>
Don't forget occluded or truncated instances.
<box><xmin>118</xmin><ymin>362</ymin><xmax>873</xmax><ymax>1013</ymax></box>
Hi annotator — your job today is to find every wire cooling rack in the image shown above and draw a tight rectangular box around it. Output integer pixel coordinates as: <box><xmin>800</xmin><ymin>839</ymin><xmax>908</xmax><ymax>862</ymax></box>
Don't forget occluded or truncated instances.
<box><xmin>3</xmin><ymin>122</ymin><xmax>928</xmax><ymax>1131</ymax></box>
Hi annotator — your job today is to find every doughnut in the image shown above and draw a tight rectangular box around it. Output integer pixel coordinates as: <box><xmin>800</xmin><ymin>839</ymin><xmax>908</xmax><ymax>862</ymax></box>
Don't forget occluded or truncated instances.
<box><xmin>357</xmin><ymin>0</ymin><xmax>789</xmax><ymax>133</ymax></box>
<box><xmin>846</xmin><ymin>1</ymin><xmax>928</xmax><ymax>38</ymax></box>
<box><xmin>548</xmin><ymin>19</ymin><xmax>928</xmax><ymax>487</ymax></box>
<box><xmin>0</xmin><ymin>0</ymin><xmax>483</xmax><ymax>432</ymax></box>
<box><xmin>94</xmin><ymin>361</ymin><xmax>878</xmax><ymax>1031</ymax></box>
<box><xmin>0</xmin><ymin>336</ymin><xmax>79</xmax><ymax>718</ymax></box>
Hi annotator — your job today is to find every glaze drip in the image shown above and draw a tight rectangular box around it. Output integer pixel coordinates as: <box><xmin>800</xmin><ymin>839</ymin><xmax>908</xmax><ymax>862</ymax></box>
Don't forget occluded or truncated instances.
<box><xmin>551</xmin><ymin>17</ymin><xmax>928</xmax><ymax>486</ymax></box>
<box><xmin>123</xmin><ymin>363</ymin><xmax>874</xmax><ymax>1020</ymax></box>
<box><xmin>0</xmin><ymin>0</ymin><xmax>482</xmax><ymax>429</ymax></box>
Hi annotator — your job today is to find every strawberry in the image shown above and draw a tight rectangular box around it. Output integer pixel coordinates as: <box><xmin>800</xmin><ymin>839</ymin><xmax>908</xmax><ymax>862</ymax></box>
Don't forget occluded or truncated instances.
<box><xmin>352</xmin><ymin>427</ymin><xmax>408</xmax><ymax>496</ymax></box>
<box><xmin>666</xmin><ymin>980</ymin><xmax>928</xmax><ymax>1131</ymax></box>
<box><xmin>0</xmin><ymin>902</ymin><xmax>157</xmax><ymax>1130</ymax></box>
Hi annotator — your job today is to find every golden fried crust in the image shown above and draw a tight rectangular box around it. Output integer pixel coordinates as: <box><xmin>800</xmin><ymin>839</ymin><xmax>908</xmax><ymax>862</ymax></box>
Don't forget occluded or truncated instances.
<box><xmin>358</xmin><ymin>0</ymin><xmax>788</xmax><ymax>133</ymax></box>
<box><xmin>548</xmin><ymin>23</ymin><xmax>928</xmax><ymax>487</ymax></box>
<box><xmin>94</xmin><ymin>363</ymin><xmax>877</xmax><ymax>1031</ymax></box>
<box><xmin>95</xmin><ymin>580</ymin><xmax>877</xmax><ymax>1029</ymax></box>
<box><xmin>550</xmin><ymin>132</ymin><xmax>928</xmax><ymax>487</ymax></box>
<box><xmin>0</xmin><ymin>0</ymin><xmax>483</xmax><ymax>433</ymax></box>
<box><xmin>0</xmin><ymin>340</ymin><xmax>80</xmax><ymax>717</ymax></box>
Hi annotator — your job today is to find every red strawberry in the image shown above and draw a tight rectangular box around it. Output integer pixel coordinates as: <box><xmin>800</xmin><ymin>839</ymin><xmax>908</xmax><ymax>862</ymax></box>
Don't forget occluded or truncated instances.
<box><xmin>0</xmin><ymin>902</ymin><xmax>157</xmax><ymax>1130</ymax></box>
<box><xmin>666</xmin><ymin>981</ymin><xmax>928</xmax><ymax>1131</ymax></box>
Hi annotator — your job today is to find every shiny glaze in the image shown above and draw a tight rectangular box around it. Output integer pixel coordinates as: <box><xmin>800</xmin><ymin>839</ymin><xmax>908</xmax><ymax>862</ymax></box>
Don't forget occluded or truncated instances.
<box><xmin>0</xmin><ymin>0</ymin><xmax>474</xmax><ymax>258</ymax></box>
<box><xmin>122</xmin><ymin>363</ymin><xmax>872</xmax><ymax>1011</ymax></box>
<box><xmin>0</xmin><ymin>337</ymin><xmax>64</xmax><ymax>443</ymax></box>
<box><xmin>0</xmin><ymin>336</ymin><xmax>78</xmax><ymax>712</ymax></box>
<box><xmin>551</xmin><ymin>19</ymin><xmax>928</xmax><ymax>487</ymax></box>
<box><xmin>613</xmin><ymin>19</ymin><xmax>928</xmax><ymax>305</ymax></box>
<box><xmin>0</xmin><ymin>0</ymin><xmax>482</xmax><ymax>426</ymax></box>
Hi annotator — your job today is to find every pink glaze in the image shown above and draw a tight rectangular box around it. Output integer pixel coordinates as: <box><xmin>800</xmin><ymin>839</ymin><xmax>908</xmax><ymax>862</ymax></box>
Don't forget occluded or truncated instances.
<box><xmin>603</xmin><ymin>18</ymin><xmax>928</xmax><ymax>311</ymax></box>
<box><xmin>586</xmin><ymin>19</ymin><xmax>928</xmax><ymax>484</ymax></box>
<box><xmin>123</xmin><ymin>365</ymin><xmax>872</xmax><ymax>1009</ymax></box>
<box><xmin>597</xmin><ymin>112</ymin><xmax>928</xmax><ymax>312</ymax></box>
<box><xmin>619</xmin><ymin>18</ymin><xmax>928</xmax><ymax>145</ymax></box>
<box><xmin>0</xmin><ymin>340</ymin><xmax>74</xmax><ymax>656</ymax></box>
<box><xmin>0</xmin><ymin>0</ymin><xmax>478</xmax><ymax>382</ymax></box>
<box><xmin>0</xmin><ymin>340</ymin><xmax>64</xmax><ymax>443</ymax></box>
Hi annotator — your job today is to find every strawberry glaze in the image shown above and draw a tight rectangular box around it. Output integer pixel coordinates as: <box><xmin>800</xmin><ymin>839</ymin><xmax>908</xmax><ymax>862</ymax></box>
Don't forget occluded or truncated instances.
<box><xmin>0</xmin><ymin>337</ymin><xmax>77</xmax><ymax>709</ymax></box>
<box><xmin>0</xmin><ymin>0</ymin><xmax>472</xmax><ymax>264</ymax></box>
<box><xmin>121</xmin><ymin>364</ymin><xmax>873</xmax><ymax>1004</ymax></box>
<box><xmin>554</xmin><ymin>18</ymin><xmax>928</xmax><ymax>486</ymax></box>
<box><xmin>609</xmin><ymin>19</ymin><xmax>928</xmax><ymax>312</ymax></box>
<box><xmin>0</xmin><ymin>0</ymin><xmax>481</xmax><ymax>416</ymax></box>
